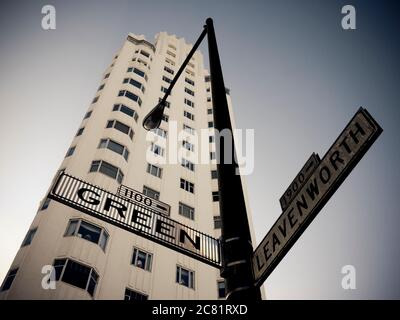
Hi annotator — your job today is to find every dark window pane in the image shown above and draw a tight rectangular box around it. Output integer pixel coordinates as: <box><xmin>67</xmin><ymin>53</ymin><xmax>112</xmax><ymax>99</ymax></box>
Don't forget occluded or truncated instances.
<box><xmin>120</xmin><ymin>105</ymin><xmax>134</xmax><ymax>117</ymax></box>
<box><xmin>90</xmin><ymin>160</ymin><xmax>100</xmax><ymax>172</ymax></box>
<box><xmin>76</xmin><ymin>127</ymin><xmax>84</xmax><ymax>136</ymax></box>
<box><xmin>180</xmin><ymin>268</ymin><xmax>189</xmax><ymax>287</ymax></box>
<box><xmin>114</xmin><ymin>121</ymin><xmax>130</xmax><ymax>134</ymax></box>
<box><xmin>218</xmin><ymin>280</ymin><xmax>226</xmax><ymax>298</ymax></box>
<box><xmin>212</xmin><ymin>191</ymin><xmax>219</xmax><ymax>202</ymax></box>
<box><xmin>22</xmin><ymin>228</ymin><xmax>37</xmax><ymax>247</ymax></box>
<box><xmin>1</xmin><ymin>268</ymin><xmax>18</xmax><ymax>291</ymax></box>
<box><xmin>78</xmin><ymin>221</ymin><xmax>101</xmax><ymax>244</ymax></box>
<box><xmin>53</xmin><ymin>259</ymin><xmax>67</xmax><ymax>281</ymax></box>
<box><xmin>62</xmin><ymin>260</ymin><xmax>91</xmax><ymax>290</ymax></box>
<box><xmin>124</xmin><ymin>288</ymin><xmax>148</xmax><ymax>301</ymax></box>
<box><xmin>87</xmin><ymin>270</ymin><xmax>98</xmax><ymax>297</ymax></box>
<box><xmin>107</xmin><ymin>140</ymin><xmax>125</xmax><ymax>155</ymax></box>
<box><xmin>99</xmin><ymin>161</ymin><xmax>118</xmax><ymax>179</ymax></box>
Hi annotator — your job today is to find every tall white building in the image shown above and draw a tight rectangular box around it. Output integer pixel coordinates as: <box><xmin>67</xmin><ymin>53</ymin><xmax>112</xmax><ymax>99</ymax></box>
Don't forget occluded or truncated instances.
<box><xmin>0</xmin><ymin>32</ymin><xmax>257</xmax><ymax>300</ymax></box>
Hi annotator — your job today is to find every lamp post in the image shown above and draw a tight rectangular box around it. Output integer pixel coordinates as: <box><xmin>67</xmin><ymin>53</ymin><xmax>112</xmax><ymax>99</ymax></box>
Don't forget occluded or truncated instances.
<box><xmin>143</xmin><ymin>18</ymin><xmax>261</xmax><ymax>301</ymax></box>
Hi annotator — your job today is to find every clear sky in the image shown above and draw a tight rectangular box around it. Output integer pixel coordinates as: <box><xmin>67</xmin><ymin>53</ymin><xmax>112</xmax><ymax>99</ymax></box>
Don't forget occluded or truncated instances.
<box><xmin>0</xmin><ymin>0</ymin><xmax>399</xmax><ymax>299</ymax></box>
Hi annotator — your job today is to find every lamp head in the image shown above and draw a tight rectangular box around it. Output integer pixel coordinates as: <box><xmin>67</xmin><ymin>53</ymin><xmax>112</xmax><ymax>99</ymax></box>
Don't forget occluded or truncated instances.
<box><xmin>142</xmin><ymin>100</ymin><xmax>166</xmax><ymax>130</ymax></box>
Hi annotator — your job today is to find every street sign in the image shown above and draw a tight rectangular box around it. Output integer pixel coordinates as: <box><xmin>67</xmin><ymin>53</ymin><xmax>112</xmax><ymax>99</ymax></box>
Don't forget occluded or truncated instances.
<box><xmin>279</xmin><ymin>153</ymin><xmax>321</xmax><ymax>211</ymax></box>
<box><xmin>252</xmin><ymin>108</ymin><xmax>382</xmax><ymax>287</ymax></box>
<box><xmin>48</xmin><ymin>173</ymin><xmax>221</xmax><ymax>268</ymax></box>
<box><xmin>117</xmin><ymin>184</ymin><xmax>170</xmax><ymax>216</ymax></box>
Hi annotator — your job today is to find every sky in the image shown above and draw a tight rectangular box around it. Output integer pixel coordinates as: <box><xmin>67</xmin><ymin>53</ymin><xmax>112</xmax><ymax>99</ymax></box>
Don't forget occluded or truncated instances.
<box><xmin>0</xmin><ymin>0</ymin><xmax>399</xmax><ymax>299</ymax></box>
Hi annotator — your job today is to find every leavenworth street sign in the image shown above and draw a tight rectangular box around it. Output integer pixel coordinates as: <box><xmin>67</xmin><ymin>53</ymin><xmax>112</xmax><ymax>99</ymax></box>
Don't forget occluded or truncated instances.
<box><xmin>252</xmin><ymin>107</ymin><xmax>382</xmax><ymax>287</ymax></box>
<box><xmin>47</xmin><ymin>107</ymin><xmax>382</xmax><ymax>291</ymax></box>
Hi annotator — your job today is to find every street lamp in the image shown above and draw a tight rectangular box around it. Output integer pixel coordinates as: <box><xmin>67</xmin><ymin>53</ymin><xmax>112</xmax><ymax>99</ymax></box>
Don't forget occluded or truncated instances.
<box><xmin>143</xmin><ymin>18</ymin><xmax>261</xmax><ymax>301</ymax></box>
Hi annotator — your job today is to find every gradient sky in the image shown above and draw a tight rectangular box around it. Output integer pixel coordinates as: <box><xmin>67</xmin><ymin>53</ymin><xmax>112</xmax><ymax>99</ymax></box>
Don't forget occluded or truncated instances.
<box><xmin>0</xmin><ymin>0</ymin><xmax>399</xmax><ymax>299</ymax></box>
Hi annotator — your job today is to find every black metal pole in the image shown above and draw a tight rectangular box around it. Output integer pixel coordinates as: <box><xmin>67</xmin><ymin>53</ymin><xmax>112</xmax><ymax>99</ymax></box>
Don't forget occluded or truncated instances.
<box><xmin>206</xmin><ymin>18</ymin><xmax>261</xmax><ymax>301</ymax></box>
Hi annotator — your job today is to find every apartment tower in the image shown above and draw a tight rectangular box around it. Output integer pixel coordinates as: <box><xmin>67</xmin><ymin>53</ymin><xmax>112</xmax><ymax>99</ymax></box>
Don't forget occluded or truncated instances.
<box><xmin>0</xmin><ymin>32</ymin><xmax>257</xmax><ymax>300</ymax></box>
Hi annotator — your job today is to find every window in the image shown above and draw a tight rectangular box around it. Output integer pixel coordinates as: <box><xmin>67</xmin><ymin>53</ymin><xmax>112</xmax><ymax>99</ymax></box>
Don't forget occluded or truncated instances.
<box><xmin>176</xmin><ymin>266</ymin><xmax>194</xmax><ymax>289</ymax></box>
<box><xmin>217</xmin><ymin>280</ymin><xmax>226</xmax><ymax>298</ymax></box>
<box><xmin>211</xmin><ymin>170</ymin><xmax>218</xmax><ymax>179</ymax></box>
<box><xmin>183</xmin><ymin>124</ymin><xmax>195</xmax><ymax>135</ymax></box>
<box><xmin>151</xmin><ymin>127</ymin><xmax>167</xmax><ymax>138</ymax></box>
<box><xmin>98</xmin><ymin>138</ymin><xmax>129</xmax><ymax>161</ymax></box>
<box><xmin>123</xmin><ymin>78</ymin><xmax>145</xmax><ymax>93</ymax></box>
<box><xmin>164</xmin><ymin>66</ymin><xmax>174</xmax><ymax>75</ymax></box>
<box><xmin>140</xmin><ymin>50</ymin><xmax>150</xmax><ymax>58</ymax></box>
<box><xmin>212</xmin><ymin>191</ymin><xmax>219</xmax><ymax>202</ymax></box>
<box><xmin>184</xmin><ymin>110</ymin><xmax>194</xmax><ymax>121</ymax></box>
<box><xmin>21</xmin><ymin>228</ymin><xmax>37</xmax><ymax>247</ymax></box>
<box><xmin>162</xmin><ymin>114</ymin><xmax>169</xmax><ymax>123</ymax></box>
<box><xmin>184</xmin><ymin>98</ymin><xmax>194</xmax><ymax>108</ymax></box>
<box><xmin>209</xmin><ymin>135</ymin><xmax>215</xmax><ymax>143</ymax></box>
<box><xmin>214</xmin><ymin>216</ymin><xmax>222</xmax><ymax>229</ymax></box>
<box><xmin>98</xmin><ymin>84</ymin><xmax>105</xmax><ymax>91</ymax></box>
<box><xmin>125</xmin><ymin>288</ymin><xmax>148</xmax><ymax>301</ymax></box>
<box><xmin>104</xmin><ymin>73</ymin><xmax>110</xmax><ymax>79</ymax></box>
<box><xmin>132</xmin><ymin>248</ymin><xmax>152</xmax><ymax>271</ymax></box>
<box><xmin>92</xmin><ymin>96</ymin><xmax>99</xmax><ymax>104</ymax></box>
<box><xmin>64</xmin><ymin>219</ymin><xmax>109</xmax><ymax>251</ymax></box>
<box><xmin>162</xmin><ymin>75</ymin><xmax>172</xmax><ymax>84</ymax></box>
<box><xmin>76</xmin><ymin>127</ymin><xmax>84</xmax><ymax>136</ymax></box>
<box><xmin>84</xmin><ymin>111</ymin><xmax>92</xmax><ymax>119</ymax></box>
<box><xmin>208</xmin><ymin>121</ymin><xmax>214</xmax><ymax>128</ymax></box>
<box><xmin>210</xmin><ymin>152</ymin><xmax>216</xmax><ymax>160</ymax></box>
<box><xmin>186</xmin><ymin>69</ymin><xmax>195</xmax><ymax>77</ymax></box>
<box><xmin>143</xmin><ymin>186</ymin><xmax>160</xmax><ymax>200</ymax></box>
<box><xmin>127</xmin><ymin>67</ymin><xmax>148</xmax><ymax>81</ymax></box>
<box><xmin>41</xmin><ymin>198</ymin><xmax>50</xmax><ymax>210</ymax></box>
<box><xmin>179</xmin><ymin>202</ymin><xmax>194</xmax><ymax>220</ymax></box>
<box><xmin>168</xmin><ymin>44</ymin><xmax>176</xmax><ymax>50</ymax></box>
<box><xmin>185</xmin><ymin>78</ymin><xmax>195</xmax><ymax>86</ymax></box>
<box><xmin>165</xmin><ymin>58</ymin><xmax>175</xmax><ymax>66</ymax></box>
<box><xmin>185</xmin><ymin>87</ymin><xmax>195</xmax><ymax>96</ymax></box>
<box><xmin>207</xmin><ymin>108</ymin><xmax>213</xmax><ymax>115</ymax></box>
<box><xmin>1</xmin><ymin>268</ymin><xmax>18</xmax><ymax>291</ymax></box>
<box><xmin>205</xmin><ymin>75</ymin><xmax>211</xmax><ymax>82</ymax></box>
<box><xmin>161</xmin><ymin>86</ymin><xmax>168</xmax><ymax>93</ymax></box>
<box><xmin>188</xmin><ymin>62</ymin><xmax>195</xmax><ymax>69</ymax></box>
<box><xmin>180</xmin><ymin>178</ymin><xmax>194</xmax><ymax>194</ymax></box>
<box><xmin>118</xmin><ymin>90</ymin><xmax>142</xmax><ymax>106</ymax></box>
<box><xmin>52</xmin><ymin>258</ymin><xmax>99</xmax><ymax>297</ymax></box>
<box><xmin>167</xmin><ymin>50</ymin><xmax>176</xmax><ymax>58</ymax></box>
<box><xmin>147</xmin><ymin>163</ymin><xmax>162</xmax><ymax>178</ymax></box>
<box><xmin>207</xmin><ymin>97</ymin><xmax>212</xmax><ymax>102</ymax></box>
<box><xmin>206</xmin><ymin>87</ymin><xmax>211</xmax><ymax>92</ymax></box>
<box><xmin>159</xmin><ymin>98</ymin><xmax>170</xmax><ymax>108</ymax></box>
<box><xmin>151</xmin><ymin>143</ymin><xmax>165</xmax><ymax>157</ymax></box>
<box><xmin>112</xmin><ymin>104</ymin><xmax>138</xmax><ymax>122</ymax></box>
<box><xmin>65</xmin><ymin>146</ymin><xmax>75</xmax><ymax>157</ymax></box>
<box><xmin>137</xmin><ymin>58</ymin><xmax>149</xmax><ymax>68</ymax></box>
<box><xmin>182</xmin><ymin>140</ymin><xmax>194</xmax><ymax>152</ymax></box>
<box><xmin>181</xmin><ymin>158</ymin><xmax>195</xmax><ymax>172</ymax></box>
<box><xmin>89</xmin><ymin>160</ymin><xmax>124</xmax><ymax>183</ymax></box>
<box><xmin>106</xmin><ymin>120</ymin><xmax>134</xmax><ymax>140</ymax></box>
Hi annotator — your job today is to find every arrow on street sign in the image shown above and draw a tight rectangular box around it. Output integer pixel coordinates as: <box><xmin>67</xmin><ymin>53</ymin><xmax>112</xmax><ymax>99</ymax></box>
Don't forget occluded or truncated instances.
<box><xmin>252</xmin><ymin>108</ymin><xmax>382</xmax><ymax>287</ymax></box>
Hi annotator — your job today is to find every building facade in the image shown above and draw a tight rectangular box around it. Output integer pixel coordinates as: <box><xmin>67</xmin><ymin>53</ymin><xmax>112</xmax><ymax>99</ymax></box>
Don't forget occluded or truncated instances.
<box><xmin>0</xmin><ymin>32</ymin><xmax>258</xmax><ymax>300</ymax></box>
